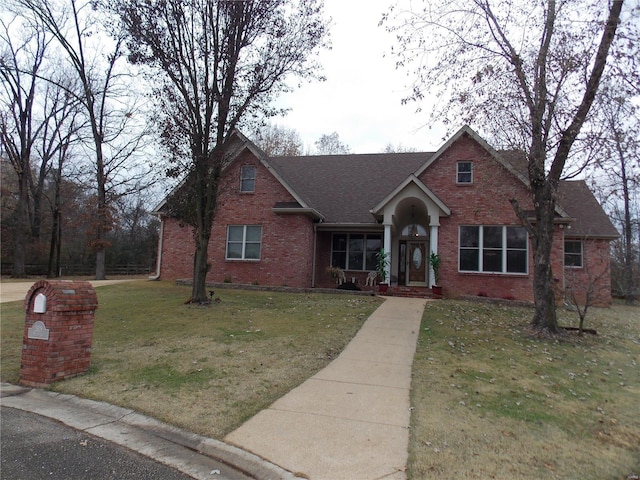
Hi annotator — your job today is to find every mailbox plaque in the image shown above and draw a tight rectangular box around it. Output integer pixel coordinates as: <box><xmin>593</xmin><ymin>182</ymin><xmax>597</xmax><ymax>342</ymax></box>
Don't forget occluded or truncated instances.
<box><xmin>28</xmin><ymin>320</ymin><xmax>50</xmax><ymax>340</ymax></box>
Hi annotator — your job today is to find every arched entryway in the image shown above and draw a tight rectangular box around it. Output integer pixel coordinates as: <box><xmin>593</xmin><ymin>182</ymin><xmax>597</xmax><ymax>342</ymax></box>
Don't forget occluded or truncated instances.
<box><xmin>370</xmin><ymin>174</ymin><xmax>451</xmax><ymax>288</ymax></box>
<box><xmin>396</xmin><ymin>203</ymin><xmax>430</xmax><ymax>286</ymax></box>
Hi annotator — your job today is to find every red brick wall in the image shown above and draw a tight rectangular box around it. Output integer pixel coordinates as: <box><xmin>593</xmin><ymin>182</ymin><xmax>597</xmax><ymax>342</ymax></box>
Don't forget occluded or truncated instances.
<box><xmin>158</xmin><ymin>134</ymin><xmax>613</xmax><ymax>303</ymax></box>
<box><xmin>159</xmin><ymin>150</ymin><xmax>315</xmax><ymax>287</ymax></box>
<box><xmin>418</xmin><ymin>133</ymin><xmax>555</xmax><ymax>302</ymax></box>
<box><xmin>20</xmin><ymin>280</ymin><xmax>97</xmax><ymax>387</ymax></box>
<box><xmin>563</xmin><ymin>238</ymin><xmax>612</xmax><ymax>306</ymax></box>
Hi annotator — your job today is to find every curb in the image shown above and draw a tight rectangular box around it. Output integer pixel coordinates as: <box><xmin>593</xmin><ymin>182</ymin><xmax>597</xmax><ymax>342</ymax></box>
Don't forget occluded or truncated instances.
<box><xmin>1</xmin><ymin>383</ymin><xmax>300</xmax><ymax>480</ymax></box>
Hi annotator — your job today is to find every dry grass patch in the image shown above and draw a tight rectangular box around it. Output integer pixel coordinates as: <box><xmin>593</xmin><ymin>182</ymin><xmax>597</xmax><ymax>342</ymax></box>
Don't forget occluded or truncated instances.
<box><xmin>409</xmin><ymin>300</ymin><xmax>639</xmax><ymax>480</ymax></box>
<box><xmin>1</xmin><ymin>281</ymin><xmax>381</xmax><ymax>438</ymax></box>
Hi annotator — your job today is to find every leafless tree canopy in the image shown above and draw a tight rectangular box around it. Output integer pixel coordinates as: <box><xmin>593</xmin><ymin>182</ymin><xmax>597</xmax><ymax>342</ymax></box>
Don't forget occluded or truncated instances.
<box><xmin>109</xmin><ymin>0</ymin><xmax>329</xmax><ymax>302</ymax></box>
<box><xmin>384</xmin><ymin>0</ymin><xmax>632</xmax><ymax>332</ymax></box>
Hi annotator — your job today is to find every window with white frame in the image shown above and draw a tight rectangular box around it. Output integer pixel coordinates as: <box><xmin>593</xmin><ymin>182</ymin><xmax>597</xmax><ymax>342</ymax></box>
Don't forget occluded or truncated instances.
<box><xmin>457</xmin><ymin>161</ymin><xmax>473</xmax><ymax>184</ymax></box>
<box><xmin>226</xmin><ymin>225</ymin><xmax>262</xmax><ymax>260</ymax></box>
<box><xmin>459</xmin><ymin>225</ymin><xmax>528</xmax><ymax>273</ymax></box>
<box><xmin>240</xmin><ymin>165</ymin><xmax>256</xmax><ymax>192</ymax></box>
<box><xmin>331</xmin><ymin>233</ymin><xmax>382</xmax><ymax>271</ymax></box>
<box><xmin>564</xmin><ymin>240</ymin><xmax>583</xmax><ymax>267</ymax></box>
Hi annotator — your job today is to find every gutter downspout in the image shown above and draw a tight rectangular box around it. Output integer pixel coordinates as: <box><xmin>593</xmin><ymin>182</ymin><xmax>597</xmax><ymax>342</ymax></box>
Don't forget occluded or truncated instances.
<box><xmin>148</xmin><ymin>216</ymin><xmax>164</xmax><ymax>280</ymax></box>
<box><xmin>311</xmin><ymin>223</ymin><xmax>318</xmax><ymax>287</ymax></box>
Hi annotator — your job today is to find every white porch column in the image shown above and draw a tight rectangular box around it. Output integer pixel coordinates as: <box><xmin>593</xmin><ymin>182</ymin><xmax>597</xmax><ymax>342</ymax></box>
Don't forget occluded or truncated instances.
<box><xmin>384</xmin><ymin>223</ymin><xmax>392</xmax><ymax>282</ymax></box>
<box><xmin>429</xmin><ymin>224</ymin><xmax>439</xmax><ymax>286</ymax></box>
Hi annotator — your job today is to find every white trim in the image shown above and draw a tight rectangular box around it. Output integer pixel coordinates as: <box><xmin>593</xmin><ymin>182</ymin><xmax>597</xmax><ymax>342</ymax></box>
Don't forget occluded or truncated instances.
<box><xmin>564</xmin><ymin>239</ymin><xmax>584</xmax><ymax>268</ymax></box>
<box><xmin>370</xmin><ymin>174</ymin><xmax>451</xmax><ymax>217</ymax></box>
<box><xmin>384</xmin><ymin>224</ymin><xmax>392</xmax><ymax>282</ymax></box>
<box><xmin>429</xmin><ymin>225</ymin><xmax>438</xmax><ymax>286</ymax></box>
<box><xmin>271</xmin><ymin>206</ymin><xmax>324</xmax><ymax>220</ymax></box>
<box><xmin>226</xmin><ymin>225</ymin><xmax>262</xmax><ymax>260</ymax></box>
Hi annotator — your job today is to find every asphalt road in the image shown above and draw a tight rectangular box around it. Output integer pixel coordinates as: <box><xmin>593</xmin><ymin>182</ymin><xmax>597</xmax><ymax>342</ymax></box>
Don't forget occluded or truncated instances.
<box><xmin>1</xmin><ymin>407</ymin><xmax>195</xmax><ymax>480</ymax></box>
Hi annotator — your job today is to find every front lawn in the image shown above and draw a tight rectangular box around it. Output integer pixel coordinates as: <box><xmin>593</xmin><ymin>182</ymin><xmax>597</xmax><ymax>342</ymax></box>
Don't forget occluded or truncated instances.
<box><xmin>409</xmin><ymin>300</ymin><xmax>640</xmax><ymax>480</ymax></box>
<box><xmin>0</xmin><ymin>281</ymin><xmax>381</xmax><ymax>438</ymax></box>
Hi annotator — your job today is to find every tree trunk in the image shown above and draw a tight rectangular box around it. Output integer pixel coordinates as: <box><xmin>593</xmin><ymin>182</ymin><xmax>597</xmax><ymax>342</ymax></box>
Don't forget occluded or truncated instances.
<box><xmin>531</xmin><ymin>185</ymin><xmax>559</xmax><ymax>333</ymax></box>
<box><xmin>95</xmin><ymin>248</ymin><xmax>106</xmax><ymax>280</ymax></box>
<box><xmin>12</xmin><ymin>173</ymin><xmax>29</xmax><ymax>278</ymax></box>
<box><xmin>191</xmin><ymin>230</ymin><xmax>211</xmax><ymax>303</ymax></box>
<box><xmin>189</xmin><ymin>151</ymin><xmax>221</xmax><ymax>304</ymax></box>
<box><xmin>47</xmin><ymin>208</ymin><xmax>60</xmax><ymax>278</ymax></box>
<box><xmin>621</xmin><ymin>154</ymin><xmax>636</xmax><ymax>304</ymax></box>
<box><xmin>94</xmin><ymin>149</ymin><xmax>108</xmax><ymax>281</ymax></box>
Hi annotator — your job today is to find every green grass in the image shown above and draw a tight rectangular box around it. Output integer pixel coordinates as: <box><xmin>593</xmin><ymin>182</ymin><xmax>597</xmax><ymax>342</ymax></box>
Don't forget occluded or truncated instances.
<box><xmin>1</xmin><ymin>281</ymin><xmax>381</xmax><ymax>437</ymax></box>
<box><xmin>408</xmin><ymin>300</ymin><xmax>640</xmax><ymax>480</ymax></box>
<box><xmin>3</xmin><ymin>282</ymin><xmax>638</xmax><ymax>478</ymax></box>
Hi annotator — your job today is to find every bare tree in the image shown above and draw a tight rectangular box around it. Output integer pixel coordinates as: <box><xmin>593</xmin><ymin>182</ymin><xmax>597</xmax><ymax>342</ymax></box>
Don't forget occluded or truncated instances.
<box><xmin>253</xmin><ymin>123</ymin><xmax>303</xmax><ymax>156</ymax></box>
<box><xmin>589</xmin><ymin>81</ymin><xmax>640</xmax><ymax>304</ymax></box>
<box><xmin>382</xmin><ymin>143</ymin><xmax>417</xmax><ymax>153</ymax></box>
<box><xmin>0</xmin><ymin>12</ymin><xmax>49</xmax><ymax>277</ymax></box>
<box><xmin>110</xmin><ymin>0</ymin><xmax>328</xmax><ymax>303</ymax></box>
<box><xmin>13</xmin><ymin>0</ymin><xmax>153</xmax><ymax>280</ymax></box>
<box><xmin>385</xmin><ymin>0</ymin><xmax>629</xmax><ymax>333</ymax></box>
<box><xmin>36</xmin><ymin>74</ymin><xmax>82</xmax><ymax>277</ymax></box>
<box><xmin>314</xmin><ymin>131</ymin><xmax>350</xmax><ymax>155</ymax></box>
<box><xmin>564</xmin><ymin>244</ymin><xmax>612</xmax><ymax>336</ymax></box>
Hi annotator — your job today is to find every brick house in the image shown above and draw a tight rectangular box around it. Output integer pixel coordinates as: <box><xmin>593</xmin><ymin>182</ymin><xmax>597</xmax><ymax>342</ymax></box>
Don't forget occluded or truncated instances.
<box><xmin>152</xmin><ymin>126</ymin><xmax>618</xmax><ymax>304</ymax></box>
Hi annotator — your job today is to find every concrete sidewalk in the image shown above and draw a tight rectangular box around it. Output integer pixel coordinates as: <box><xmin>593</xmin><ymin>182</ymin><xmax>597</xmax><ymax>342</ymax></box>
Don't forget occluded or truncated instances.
<box><xmin>225</xmin><ymin>296</ymin><xmax>428</xmax><ymax>480</ymax></box>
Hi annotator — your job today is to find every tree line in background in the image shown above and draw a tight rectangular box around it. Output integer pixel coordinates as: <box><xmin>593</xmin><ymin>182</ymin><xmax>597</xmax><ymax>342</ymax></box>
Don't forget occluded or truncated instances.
<box><xmin>0</xmin><ymin>153</ymin><xmax>159</xmax><ymax>277</ymax></box>
<box><xmin>1</xmin><ymin>0</ymin><xmax>160</xmax><ymax>278</ymax></box>
<box><xmin>1</xmin><ymin>0</ymin><xmax>331</xmax><ymax>298</ymax></box>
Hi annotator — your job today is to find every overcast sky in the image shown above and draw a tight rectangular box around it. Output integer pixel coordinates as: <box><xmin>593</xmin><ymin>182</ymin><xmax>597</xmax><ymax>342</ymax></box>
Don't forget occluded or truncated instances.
<box><xmin>273</xmin><ymin>0</ymin><xmax>447</xmax><ymax>154</ymax></box>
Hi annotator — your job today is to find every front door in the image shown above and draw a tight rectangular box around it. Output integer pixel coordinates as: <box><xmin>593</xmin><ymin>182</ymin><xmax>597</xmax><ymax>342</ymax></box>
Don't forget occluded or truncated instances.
<box><xmin>408</xmin><ymin>242</ymin><xmax>427</xmax><ymax>284</ymax></box>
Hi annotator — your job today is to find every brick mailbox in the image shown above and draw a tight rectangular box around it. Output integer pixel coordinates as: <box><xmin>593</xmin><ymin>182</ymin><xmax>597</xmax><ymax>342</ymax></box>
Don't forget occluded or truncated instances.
<box><xmin>20</xmin><ymin>280</ymin><xmax>98</xmax><ymax>387</ymax></box>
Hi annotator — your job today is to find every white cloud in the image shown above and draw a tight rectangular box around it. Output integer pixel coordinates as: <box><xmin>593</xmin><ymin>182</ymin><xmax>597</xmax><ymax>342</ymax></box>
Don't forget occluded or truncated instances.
<box><xmin>274</xmin><ymin>0</ymin><xmax>446</xmax><ymax>154</ymax></box>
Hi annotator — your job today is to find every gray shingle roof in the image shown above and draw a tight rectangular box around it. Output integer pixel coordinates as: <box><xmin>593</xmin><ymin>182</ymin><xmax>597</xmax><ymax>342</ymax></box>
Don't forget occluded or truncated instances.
<box><xmin>268</xmin><ymin>152</ymin><xmax>431</xmax><ymax>224</ymax></box>
<box><xmin>266</xmin><ymin>150</ymin><xmax>618</xmax><ymax>238</ymax></box>
<box><xmin>558</xmin><ymin>180</ymin><xmax>619</xmax><ymax>238</ymax></box>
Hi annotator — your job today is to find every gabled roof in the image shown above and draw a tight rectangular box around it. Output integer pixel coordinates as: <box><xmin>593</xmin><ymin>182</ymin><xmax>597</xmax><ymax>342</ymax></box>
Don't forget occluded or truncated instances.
<box><xmin>152</xmin><ymin>129</ymin><xmax>320</xmax><ymax>217</ymax></box>
<box><xmin>268</xmin><ymin>152</ymin><xmax>431</xmax><ymax>224</ymax></box>
<box><xmin>154</xmin><ymin>127</ymin><xmax>617</xmax><ymax>240</ymax></box>
<box><xmin>414</xmin><ymin>125</ymin><xmax>530</xmax><ymax>187</ymax></box>
<box><xmin>370</xmin><ymin>174</ymin><xmax>451</xmax><ymax>217</ymax></box>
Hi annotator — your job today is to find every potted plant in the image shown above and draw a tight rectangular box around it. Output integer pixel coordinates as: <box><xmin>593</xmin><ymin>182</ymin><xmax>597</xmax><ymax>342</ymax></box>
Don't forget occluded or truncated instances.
<box><xmin>326</xmin><ymin>265</ymin><xmax>344</xmax><ymax>285</ymax></box>
<box><xmin>376</xmin><ymin>249</ymin><xmax>390</xmax><ymax>293</ymax></box>
<box><xmin>429</xmin><ymin>252</ymin><xmax>442</xmax><ymax>298</ymax></box>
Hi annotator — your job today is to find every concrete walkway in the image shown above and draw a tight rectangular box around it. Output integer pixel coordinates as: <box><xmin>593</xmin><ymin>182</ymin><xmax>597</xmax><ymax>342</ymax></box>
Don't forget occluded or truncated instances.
<box><xmin>225</xmin><ymin>296</ymin><xmax>429</xmax><ymax>480</ymax></box>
